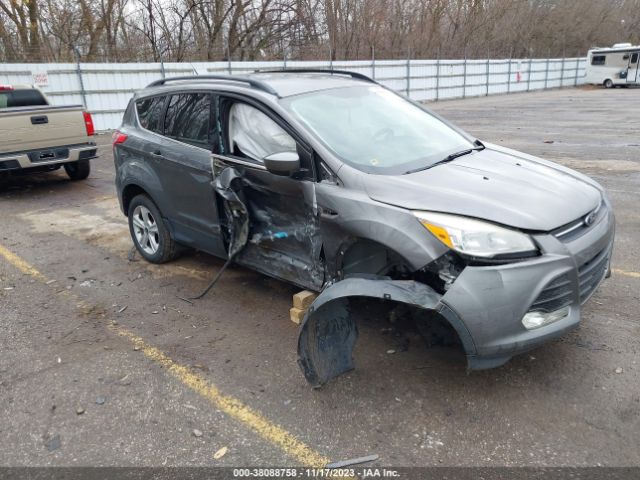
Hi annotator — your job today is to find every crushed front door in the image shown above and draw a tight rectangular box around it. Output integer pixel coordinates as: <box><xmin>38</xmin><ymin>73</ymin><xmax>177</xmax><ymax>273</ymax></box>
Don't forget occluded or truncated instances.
<box><xmin>211</xmin><ymin>96</ymin><xmax>324</xmax><ymax>291</ymax></box>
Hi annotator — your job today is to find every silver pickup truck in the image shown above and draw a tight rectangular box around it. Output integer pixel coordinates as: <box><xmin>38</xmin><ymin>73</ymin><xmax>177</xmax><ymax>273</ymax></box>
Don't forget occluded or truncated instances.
<box><xmin>0</xmin><ymin>84</ymin><xmax>98</xmax><ymax>180</ymax></box>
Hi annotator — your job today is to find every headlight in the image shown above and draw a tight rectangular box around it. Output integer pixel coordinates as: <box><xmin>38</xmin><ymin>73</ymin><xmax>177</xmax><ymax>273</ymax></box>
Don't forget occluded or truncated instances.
<box><xmin>413</xmin><ymin>211</ymin><xmax>537</xmax><ymax>258</ymax></box>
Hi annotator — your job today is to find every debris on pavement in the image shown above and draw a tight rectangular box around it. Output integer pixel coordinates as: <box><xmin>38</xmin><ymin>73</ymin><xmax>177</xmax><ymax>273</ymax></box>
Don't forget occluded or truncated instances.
<box><xmin>95</xmin><ymin>397</ymin><xmax>106</xmax><ymax>405</ymax></box>
<box><xmin>326</xmin><ymin>454</ymin><xmax>379</xmax><ymax>469</ymax></box>
<box><xmin>117</xmin><ymin>306</ymin><xmax>127</xmax><ymax>313</ymax></box>
<box><xmin>615</xmin><ymin>367</ymin><xmax>623</xmax><ymax>374</ymax></box>
<box><xmin>76</xmin><ymin>407</ymin><xmax>85</xmax><ymax>415</ymax></box>
<box><xmin>213</xmin><ymin>446</ymin><xmax>228</xmax><ymax>459</ymax></box>
<box><xmin>192</xmin><ymin>429</ymin><xmax>203</xmax><ymax>438</ymax></box>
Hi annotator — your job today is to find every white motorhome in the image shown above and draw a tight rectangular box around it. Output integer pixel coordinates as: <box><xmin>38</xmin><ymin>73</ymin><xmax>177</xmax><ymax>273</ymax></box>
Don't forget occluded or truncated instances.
<box><xmin>585</xmin><ymin>43</ymin><xmax>640</xmax><ymax>88</ymax></box>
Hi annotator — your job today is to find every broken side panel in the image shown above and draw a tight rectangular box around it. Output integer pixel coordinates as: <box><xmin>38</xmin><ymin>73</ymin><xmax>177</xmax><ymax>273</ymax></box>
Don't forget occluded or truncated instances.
<box><xmin>211</xmin><ymin>160</ymin><xmax>250</xmax><ymax>259</ymax></box>
<box><xmin>298</xmin><ymin>277</ymin><xmax>447</xmax><ymax>386</ymax></box>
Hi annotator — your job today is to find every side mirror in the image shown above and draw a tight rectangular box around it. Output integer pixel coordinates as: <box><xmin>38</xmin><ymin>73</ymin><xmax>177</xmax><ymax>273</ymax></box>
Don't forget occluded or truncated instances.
<box><xmin>263</xmin><ymin>151</ymin><xmax>300</xmax><ymax>175</ymax></box>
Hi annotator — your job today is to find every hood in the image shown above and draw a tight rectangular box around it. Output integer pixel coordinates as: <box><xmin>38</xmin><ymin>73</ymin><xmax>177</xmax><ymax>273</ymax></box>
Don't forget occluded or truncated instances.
<box><xmin>364</xmin><ymin>147</ymin><xmax>602</xmax><ymax>231</ymax></box>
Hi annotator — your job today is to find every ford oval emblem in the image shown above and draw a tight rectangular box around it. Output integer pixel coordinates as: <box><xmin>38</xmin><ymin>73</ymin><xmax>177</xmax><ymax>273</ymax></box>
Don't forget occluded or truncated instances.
<box><xmin>583</xmin><ymin>211</ymin><xmax>597</xmax><ymax>227</ymax></box>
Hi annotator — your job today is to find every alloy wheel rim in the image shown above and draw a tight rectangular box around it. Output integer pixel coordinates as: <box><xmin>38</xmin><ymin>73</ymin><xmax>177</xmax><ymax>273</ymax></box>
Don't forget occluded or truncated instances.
<box><xmin>132</xmin><ymin>205</ymin><xmax>160</xmax><ymax>255</ymax></box>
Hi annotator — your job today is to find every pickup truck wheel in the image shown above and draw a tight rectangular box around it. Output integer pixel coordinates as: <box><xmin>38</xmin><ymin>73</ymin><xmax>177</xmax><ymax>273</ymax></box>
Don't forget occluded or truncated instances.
<box><xmin>128</xmin><ymin>194</ymin><xmax>178</xmax><ymax>264</ymax></box>
<box><xmin>64</xmin><ymin>160</ymin><xmax>91</xmax><ymax>180</ymax></box>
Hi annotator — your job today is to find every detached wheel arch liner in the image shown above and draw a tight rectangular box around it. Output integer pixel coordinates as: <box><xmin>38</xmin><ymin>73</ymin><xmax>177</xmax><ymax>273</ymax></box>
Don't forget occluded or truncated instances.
<box><xmin>296</xmin><ymin>276</ymin><xmax>476</xmax><ymax>386</ymax></box>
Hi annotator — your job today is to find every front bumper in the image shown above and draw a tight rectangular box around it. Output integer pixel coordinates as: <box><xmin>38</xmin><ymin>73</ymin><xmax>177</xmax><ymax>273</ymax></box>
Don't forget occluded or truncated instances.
<box><xmin>441</xmin><ymin>199</ymin><xmax>615</xmax><ymax>369</ymax></box>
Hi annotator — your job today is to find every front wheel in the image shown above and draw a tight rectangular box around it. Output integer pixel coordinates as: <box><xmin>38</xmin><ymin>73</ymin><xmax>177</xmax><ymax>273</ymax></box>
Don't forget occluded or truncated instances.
<box><xmin>128</xmin><ymin>194</ymin><xmax>179</xmax><ymax>263</ymax></box>
<box><xmin>64</xmin><ymin>159</ymin><xmax>91</xmax><ymax>180</ymax></box>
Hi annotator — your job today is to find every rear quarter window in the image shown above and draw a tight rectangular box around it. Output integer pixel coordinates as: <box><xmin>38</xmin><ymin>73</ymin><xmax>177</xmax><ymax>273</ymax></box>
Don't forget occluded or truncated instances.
<box><xmin>591</xmin><ymin>55</ymin><xmax>606</xmax><ymax>66</ymax></box>
<box><xmin>0</xmin><ymin>89</ymin><xmax>48</xmax><ymax>108</ymax></box>
<box><xmin>163</xmin><ymin>93</ymin><xmax>213</xmax><ymax>148</ymax></box>
<box><xmin>135</xmin><ymin>96</ymin><xmax>165</xmax><ymax>133</ymax></box>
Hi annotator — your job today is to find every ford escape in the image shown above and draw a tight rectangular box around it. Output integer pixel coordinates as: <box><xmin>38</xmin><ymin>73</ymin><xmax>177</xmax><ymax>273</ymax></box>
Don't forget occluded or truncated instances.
<box><xmin>113</xmin><ymin>70</ymin><xmax>615</xmax><ymax>386</ymax></box>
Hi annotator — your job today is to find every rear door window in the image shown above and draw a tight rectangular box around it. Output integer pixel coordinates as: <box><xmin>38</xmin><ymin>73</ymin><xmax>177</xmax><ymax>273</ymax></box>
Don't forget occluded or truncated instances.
<box><xmin>591</xmin><ymin>55</ymin><xmax>606</xmax><ymax>66</ymax></box>
<box><xmin>164</xmin><ymin>93</ymin><xmax>213</xmax><ymax>148</ymax></box>
<box><xmin>135</xmin><ymin>96</ymin><xmax>165</xmax><ymax>133</ymax></box>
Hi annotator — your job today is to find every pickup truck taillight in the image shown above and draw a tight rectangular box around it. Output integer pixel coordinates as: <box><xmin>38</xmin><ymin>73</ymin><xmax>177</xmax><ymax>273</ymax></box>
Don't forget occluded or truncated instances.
<box><xmin>112</xmin><ymin>130</ymin><xmax>128</xmax><ymax>147</ymax></box>
<box><xmin>83</xmin><ymin>111</ymin><xmax>95</xmax><ymax>136</ymax></box>
<box><xmin>0</xmin><ymin>85</ymin><xmax>14</xmax><ymax>91</ymax></box>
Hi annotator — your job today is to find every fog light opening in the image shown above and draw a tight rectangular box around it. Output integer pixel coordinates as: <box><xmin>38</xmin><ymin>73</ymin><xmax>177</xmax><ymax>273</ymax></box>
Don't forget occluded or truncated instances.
<box><xmin>522</xmin><ymin>306</ymin><xmax>570</xmax><ymax>330</ymax></box>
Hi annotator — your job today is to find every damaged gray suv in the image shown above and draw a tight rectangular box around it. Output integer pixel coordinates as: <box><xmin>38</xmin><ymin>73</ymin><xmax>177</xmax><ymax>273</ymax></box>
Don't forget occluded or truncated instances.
<box><xmin>114</xmin><ymin>70</ymin><xmax>615</xmax><ymax>386</ymax></box>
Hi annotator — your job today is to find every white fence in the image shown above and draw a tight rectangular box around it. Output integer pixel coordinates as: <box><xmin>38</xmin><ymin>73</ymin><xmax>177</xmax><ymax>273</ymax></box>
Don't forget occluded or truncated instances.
<box><xmin>0</xmin><ymin>58</ymin><xmax>587</xmax><ymax>131</ymax></box>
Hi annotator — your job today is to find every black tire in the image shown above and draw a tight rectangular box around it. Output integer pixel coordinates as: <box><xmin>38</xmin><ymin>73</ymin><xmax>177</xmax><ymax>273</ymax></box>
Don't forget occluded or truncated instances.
<box><xmin>603</xmin><ymin>79</ymin><xmax>614</xmax><ymax>89</ymax></box>
<box><xmin>127</xmin><ymin>194</ymin><xmax>179</xmax><ymax>264</ymax></box>
<box><xmin>64</xmin><ymin>159</ymin><xmax>91</xmax><ymax>180</ymax></box>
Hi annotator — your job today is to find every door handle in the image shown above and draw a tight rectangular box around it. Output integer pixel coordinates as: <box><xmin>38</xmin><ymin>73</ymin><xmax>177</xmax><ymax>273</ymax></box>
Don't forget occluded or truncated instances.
<box><xmin>31</xmin><ymin>115</ymin><xmax>48</xmax><ymax>125</ymax></box>
<box><xmin>151</xmin><ymin>150</ymin><xmax>163</xmax><ymax>157</ymax></box>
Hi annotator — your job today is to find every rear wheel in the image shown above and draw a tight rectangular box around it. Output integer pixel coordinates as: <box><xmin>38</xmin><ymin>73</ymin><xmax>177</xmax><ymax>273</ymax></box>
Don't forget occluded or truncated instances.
<box><xmin>128</xmin><ymin>194</ymin><xmax>179</xmax><ymax>263</ymax></box>
<box><xmin>603</xmin><ymin>79</ymin><xmax>614</xmax><ymax>89</ymax></box>
<box><xmin>64</xmin><ymin>159</ymin><xmax>91</xmax><ymax>180</ymax></box>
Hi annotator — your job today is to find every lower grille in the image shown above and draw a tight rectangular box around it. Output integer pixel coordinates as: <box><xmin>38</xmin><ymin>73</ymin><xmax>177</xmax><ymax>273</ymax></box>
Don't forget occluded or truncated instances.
<box><xmin>529</xmin><ymin>248</ymin><xmax>609</xmax><ymax>312</ymax></box>
<box><xmin>578</xmin><ymin>248</ymin><xmax>609</xmax><ymax>303</ymax></box>
<box><xmin>530</xmin><ymin>273</ymin><xmax>573</xmax><ymax>312</ymax></box>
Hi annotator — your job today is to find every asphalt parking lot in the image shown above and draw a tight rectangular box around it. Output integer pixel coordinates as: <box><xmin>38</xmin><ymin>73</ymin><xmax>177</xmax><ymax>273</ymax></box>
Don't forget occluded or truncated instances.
<box><xmin>1</xmin><ymin>87</ymin><xmax>639</xmax><ymax>468</ymax></box>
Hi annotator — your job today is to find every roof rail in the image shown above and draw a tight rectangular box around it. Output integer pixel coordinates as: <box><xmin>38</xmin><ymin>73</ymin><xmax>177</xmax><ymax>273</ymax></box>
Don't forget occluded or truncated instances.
<box><xmin>253</xmin><ymin>68</ymin><xmax>376</xmax><ymax>84</ymax></box>
<box><xmin>145</xmin><ymin>75</ymin><xmax>279</xmax><ymax>96</ymax></box>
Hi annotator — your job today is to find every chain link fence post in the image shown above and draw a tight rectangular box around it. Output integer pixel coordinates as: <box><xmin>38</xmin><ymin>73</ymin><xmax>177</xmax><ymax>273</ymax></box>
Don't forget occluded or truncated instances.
<box><xmin>73</xmin><ymin>47</ymin><xmax>87</xmax><ymax>110</ymax></box>
<box><xmin>544</xmin><ymin>49</ymin><xmax>550</xmax><ymax>89</ymax></box>
<box><xmin>160</xmin><ymin>58</ymin><xmax>166</xmax><ymax>79</ymax></box>
<box><xmin>574</xmin><ymin>51</ymin><xmax>579</xmax><ymax>86</ymax></box>
<box><xmin>406</xmin><ymin>47</ymin><xmax>411</xmax><ymax>97</ymax></box>
<box><xmin>560</xmin><ymin>49</ymin><xmax>566</xmax><ymax>88</ymax></box>
<box><xmin>485</xmin><ymin>50</ymin><xmax>490</xmax><ymax>96</ymax></box>
<box><xmin>507</xmin><ymin>48</ymin><xmax>512</xmax><ymax>94</ymax></box>
<box><xmin>527</xmin><ymin>57</ymin><xmax>532</xmax><ymax>92</ymax></box>
<box><xmin>462</xmin><ymin>49</ymin><xmax>467</xmax><ymax>99</ymax></box>
<box><xmin>371</xmin><ymin>46</ymin><xmax>376</xmax><ymax>81</ymax></box>
<box><xmin>435</xmin><ymin>48</ymin><xmax>440</xmax><ymax>102</ymax></box>
<box><xmin>227</xmin><ymin>42</ymin><xmax>232</xmax><ymax>74</ymax></box>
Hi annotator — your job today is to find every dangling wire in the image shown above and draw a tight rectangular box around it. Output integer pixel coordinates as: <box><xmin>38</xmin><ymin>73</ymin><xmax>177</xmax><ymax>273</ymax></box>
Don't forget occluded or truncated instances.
<box><xmin>189</xmin><ymin>255</ymin><xmax>235</xmax><ymax>300</ymax></box>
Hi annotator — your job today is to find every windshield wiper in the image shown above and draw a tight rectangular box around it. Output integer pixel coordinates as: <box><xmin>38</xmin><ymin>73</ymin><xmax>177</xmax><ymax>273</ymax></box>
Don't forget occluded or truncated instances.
<box><xmin>404</xmin><ymin>144</ymin><xmax>484</xmax><ymax>175</ymax></box>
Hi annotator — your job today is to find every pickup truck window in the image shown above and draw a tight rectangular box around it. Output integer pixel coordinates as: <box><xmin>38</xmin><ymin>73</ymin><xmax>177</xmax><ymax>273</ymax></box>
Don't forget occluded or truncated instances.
<box><xmin>135</xmin><ymin>96</ymin><xmax>165</xmax><ymax>134</ymax></box>
<box><xmin>0</xmin><ymin>89</ymin><xmax>48</xmax><ymax>108</ymax></box>
<box><xmin>164</xmin><ymin>93</ymin><xmax>213</xmax><ymax>148</ymax></box>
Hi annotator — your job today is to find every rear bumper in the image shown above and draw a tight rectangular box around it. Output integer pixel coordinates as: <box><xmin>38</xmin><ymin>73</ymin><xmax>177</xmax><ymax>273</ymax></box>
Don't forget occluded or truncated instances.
<box><xmin>0</xmin><ymin>143</ymin><xmax>97</xmax><ymax>171</ymax></box>
<box><xmin>441</xmin><ymin>198</ymin><xmax>615</xmax><ymax>369</ymax></box>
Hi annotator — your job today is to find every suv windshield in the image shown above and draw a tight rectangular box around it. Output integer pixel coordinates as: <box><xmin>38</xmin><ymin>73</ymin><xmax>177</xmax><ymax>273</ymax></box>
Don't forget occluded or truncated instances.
<box><xmin>281</xmin><ymin>85</ymin><xmax>473</xmax><ymax>174</ymax></box>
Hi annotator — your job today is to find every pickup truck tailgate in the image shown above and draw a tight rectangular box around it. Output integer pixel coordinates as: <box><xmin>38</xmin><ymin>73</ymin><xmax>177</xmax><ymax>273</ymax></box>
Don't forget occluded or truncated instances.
<box><xmin>0</xmin><ymin>105</ymin><xmax>90</xmax><ymax>154</ymax></box>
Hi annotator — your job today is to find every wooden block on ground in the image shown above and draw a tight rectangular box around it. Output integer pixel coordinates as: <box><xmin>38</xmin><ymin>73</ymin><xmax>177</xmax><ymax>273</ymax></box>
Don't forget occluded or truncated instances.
<box><xmin>290</xmin><ymin>307</ymin><xmax>306</xmax><ymax>325</ymax></box>
<box><xmin>293</xmin><ymin>290</ymin><xmax>317</xmax><ymax>309</ymax></box>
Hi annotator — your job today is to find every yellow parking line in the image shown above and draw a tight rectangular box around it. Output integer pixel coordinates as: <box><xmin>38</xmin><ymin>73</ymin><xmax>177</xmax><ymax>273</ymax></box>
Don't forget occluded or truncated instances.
<box><xmin>0</xmin><ymin>244</ymin><xmax>47</xmax><ymax>282</ymax></box>
<box><xmin>612</xmin><ymin>268</ymin><xmax>640</xmax><ymax>279</ymax></box>
<box><xmin>0</xmin><ymin>244</ymin><xmax>330</xmax><ymax>467</ymax></box>
<box><xmin>111</xmin><ymin>326</ymin><xmax>330</xmax><ymax>467</ymax></box>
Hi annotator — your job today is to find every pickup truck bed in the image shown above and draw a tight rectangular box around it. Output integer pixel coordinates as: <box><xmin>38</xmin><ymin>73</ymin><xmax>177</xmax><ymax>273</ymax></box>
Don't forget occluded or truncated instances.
<box><xmin>0</xmin><ymin>85</ymin><xmax>97</xmax><ymax>179</ymax></box>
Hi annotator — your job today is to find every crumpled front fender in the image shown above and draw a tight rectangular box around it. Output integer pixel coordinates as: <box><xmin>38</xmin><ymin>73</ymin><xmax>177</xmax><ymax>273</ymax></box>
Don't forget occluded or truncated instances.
<box><xmin>297</xmin><ymin>277</ymin><xmax>476</xmax><ymax>386</ymax></box>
